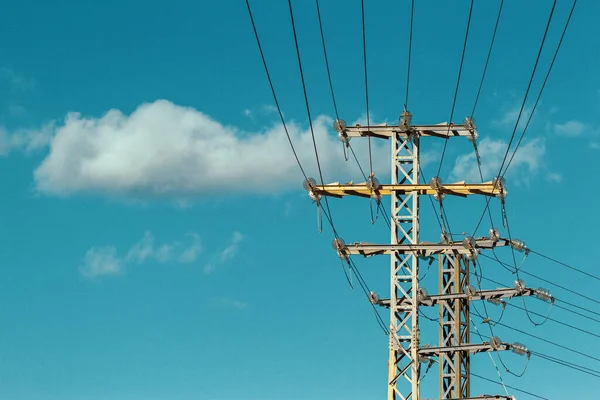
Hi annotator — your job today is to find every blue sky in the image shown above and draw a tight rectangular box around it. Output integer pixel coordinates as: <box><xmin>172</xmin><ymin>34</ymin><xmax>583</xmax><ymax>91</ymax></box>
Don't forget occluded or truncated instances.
<box><xmin>0</xmin><ymin>0</ymin><xmax>598</xmax><ymax>399</ymax></box>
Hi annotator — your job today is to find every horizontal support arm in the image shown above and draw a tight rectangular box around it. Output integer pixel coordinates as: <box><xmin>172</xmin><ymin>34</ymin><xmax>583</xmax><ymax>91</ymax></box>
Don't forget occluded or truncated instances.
<box><xmin>376</xmin><ymin>287</ymin><xmax>535</xmax><ymax>308</ymax></box>
<box><xmin>340</xmin><ymin>123</ymin><xmax>475</xmax><ymax>139</ymax></box>
<box><xmin>311</xmin><ymin>182</ymin><xmax>504</xmax><ymax>199</ymax></box>
<box><xmin>419</xmin><ymin>342</ymin><xmax>510</xmax><ymax>356</ymax></box>
<box><xmin>338</xmin><ymin>238</ymin><xmax>510</xmax><ymax>258</ymax></box>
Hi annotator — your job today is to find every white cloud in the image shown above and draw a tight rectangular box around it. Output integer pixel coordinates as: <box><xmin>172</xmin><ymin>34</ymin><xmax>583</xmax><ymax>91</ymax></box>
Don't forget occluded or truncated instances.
<box><xmin>217</xmin><ymin>298</ymin><xmax>248</xmax><ymax>310</ymax></box>
<box><xmin>546</xmin><ymin>172</ymin><xmax>563</xmax><ymax>183</ymax></box>
<box><xmin>204</xmin><ymin>231</ymin><xmax>244</xmax><ymax>275</ymax></box>
<box><xmin>178</xmin><ymin>232</ymin><xmax>203</xmax><ymax>263</ymax></box>
<box><xmin>80</xmin><ymin>246</ymin><xmax>123</xmax><ymax>278</ymax></box>
<box><xmin>81</xmin><ymin>231</ymin><xmax>204</xmax><ymax>279</ymax></box>
<box><xmin>25</xmin><ymin>100</ymin><xmax>390</xmax><ymax>198</ymax></box>
<box><xmin>212</xmin><ymin>298</ymin><xmax>248</xmax><ymax>310</ymax></box>
<box><xmin>0</xmin><ymin>123</ymin><xmax>54</xmax><ymax>156</ymax></box>
<box><xmin>494</xmin><ymin>106</ymin><xmax>531</xmax><ymax>129</ymax></box>
<box><xmin>0</xmin><ymin>67</ymin><xmax>36</xmax><ymax>92</ymax></box>
<box><xmin>126</xmin><ymin>231</ymin><xmax>174</xmax><ymax>264</ymax></box>
<box><xmin>591</xmin><ymin>142</ymin><xmax>600</xmax><ymax>150</ymax></box>
<box><xmin>553</xmin><ymin>120</ymin><xmax>587</xmax><ymax>136</ymax></box>
<box><xmin>8</xmin><ymin>103</ymin><xmax>26</xmax><ymax>117</ymax></box>
<box><xmin>450</xmin><ymin>138</ymin><xmax>546</xmax><ymax>183</ymax></box>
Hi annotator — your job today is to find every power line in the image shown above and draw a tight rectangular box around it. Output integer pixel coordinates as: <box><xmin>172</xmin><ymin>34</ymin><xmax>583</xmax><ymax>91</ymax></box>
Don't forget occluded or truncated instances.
<box><xmin>287</xmin><ymin>0</ymin><xmax>339</xmax><ymax>237</ymax></box>
<box><xmin>556</xmin><ymin>298</ymin><xmax>600</xmax><ymax>318</ymax></box>
<box><xmin>469</xmin><ymin>266</ymin><xmax>600</xmax><ymax>322</ymax></box>
<box><xmin>530</xmin><ymin>248</ymin><xmax>600</xmax><ymax>283</ymax></box>
<box><xmin>553</xmin><ymin>302</ymin><xmax>600</xmax><ymax>324</ymax></box>
<box><xmin>471</xmin><ymin>321</ymin><xmax>600</xmax><ymax>379</ymax></box>
<box><xmin>506</xmin><ymin>302</ymin><xmax>600</xmax><ymax>339</ymax></box>
<box><xmin>348</xmin><ymin>257</ymin><xmax>389</xmax><ymax>335</ymax></box>
<box><xmin>245</xmin><ymin>0</ymin><xmax>308</xmax><ymax>180</ymax></box>
<box><xmin>315</xmin><ymin>0</ymin><xmax>339</xmax><ymax>121</ymax></box>
<box><xmin>470</xmin><ymin>0</ymin><xmax>504</xmax><ymax>117</ymax></box>
<box><xmin>471</xmin><ymin>373</ymin><xmax>549</xmax><ymax>400</ymax></box>
<box><xmin>405</xmin><ymin>0</ymin><xmax>415</xmax><ymax>109</ymax></box>
<box><xmin>501</xmin><ymin>0</ymin><xmax>578</xmax><ymax>178</ymax></box>
<box><xmin>532</xmin><ymin>351</ymin><xmax>600</xmax><ymax>379</ymax></box>
<box><xmin>472</xmin><ymin>0</ymin><xmax>557</xmax><ymax>238</ymax></box>
<box><xmin>494</xmin><ymin>0</ymin><xmax>557</xmax><ymax>180</ymax></box>
<box><xmin>482</xmin><ymin>318</ymin><xmax>600</xmax><ymax>365</ymax></box>
<box><xmin>360</xmin><ymin>0</ymin><xmax>373</xmax><ymax>174</ymax></box>
<box><xmin>436</xmin><ymin>0</ymin><xmax>474</xmax><ymax>178</ymax></box>
<box><xmin>479</xmin><ymin>252</ymin><xmax>600</xmax><ymax>308</ymax></box>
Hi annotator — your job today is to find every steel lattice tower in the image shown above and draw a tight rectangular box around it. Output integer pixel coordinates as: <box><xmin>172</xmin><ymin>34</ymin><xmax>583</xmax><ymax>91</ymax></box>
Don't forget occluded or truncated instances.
<box><xmin>304</xmin><ymin>111</ymin><xmax>550</xmax><ymax>400</ymax></box>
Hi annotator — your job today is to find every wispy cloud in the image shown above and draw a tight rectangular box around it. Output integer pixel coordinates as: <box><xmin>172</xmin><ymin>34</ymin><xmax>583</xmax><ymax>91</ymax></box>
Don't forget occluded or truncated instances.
<box><xmin>204</xmin><ymin>231</ymin><xmax>244</xmax><ymax>275</ymax></box>
<box><xmin>178</xmin><ymin>232</ymin><xmax>203</xmax><ymax>263</ymax></box>
<box><xmin>216</xmin><ymin>298</ymin><xmax>248</xmax><ymax>310</ymax></box>
<box><xmin>0</xmin><ymin>67</ymin><xmax>36</xmax><ymax>92</ymax></box>
<box><xmin>546</xmin><ymin>172</ymin><xmax>563</xmax><ymax>183</ymax></box>
<box><xmin>494</xmin><ymin>106</ymin><xmax>532</xmax><ymax>130</ymax></box>
<box><xmin>126</xmin><ymin>231</ymin><xmax>174</xmax><ymax>264</ymax></box>
<box><xmin>81</xmin><ymin>231</ymin><xmax>204</xmax><ymax>279</ymax></box>
<box><xmin>553</xmin><ymin>120</ymin><xmax>587</xmax><ymax>137</ymax></box>
<box><xmin>80</xmin><ymin>246</ymin><xmax>123</xmax><ymax>278</ymax></box>
<box><xmin>450</xmin><ymin>138</ymin><xmax>546</xmax><ymax>183</ymax></box>
<box><xmin>0</xmin><ymin>123</ymin><xmax>54</xmax><ymax>156</ymax></box>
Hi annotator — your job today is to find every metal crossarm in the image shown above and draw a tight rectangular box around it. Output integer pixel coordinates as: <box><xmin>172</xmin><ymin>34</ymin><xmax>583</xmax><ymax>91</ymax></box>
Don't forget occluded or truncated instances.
<box><xmin>310</xmin><ymin>182</ymin><xmax>505</xmax><ymax>199</ymax></box>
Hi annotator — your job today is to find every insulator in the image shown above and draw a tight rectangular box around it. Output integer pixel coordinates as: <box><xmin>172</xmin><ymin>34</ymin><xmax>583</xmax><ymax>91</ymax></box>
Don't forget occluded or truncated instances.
<box><xmin>309</xmin><ymin>191</ymin><xmax>321</xmax><ymax>202</ymax></box>
<box><xmin>337</xmin><ymin>131</ymin><xmax>350</xmax><ymax>144</ymax></box>
<box><xmin>417</xmin><ymin>287</ymin><xmax>429</xmax><ymax>302</ymax></box>
<box><xmin>429</xmin><ymin>176</ymin><xmax>443</xmax><ymax>190</ymax></box>
<box><xmin>441</xmin><ymin>232</ymin><xmax>451</xmax><ymax>244</ymax></box>
<box><xmin>511</xmin><ymin>342</ymin><xmax>529</xmax><ymax>356</ymax></box>
<box><xmin>489</xmin><ymin>336</ymin><xmax>502</xmax><ymax>350</ymax></box>
<box><xmin>489</xmin><ymin>227</ymin><xmax>500</xmax><ymax>242</ymax></box>
<box><xmin>493</xmin><ymin>176</ymin><xmax>508</xmax><ymax>199</ymax></box>
<box><xmin>418</xmin><ymin>355</ymin><xmax>432</xmax><ymax>364</ymax></box>
<box><xmin>434</xmin><ymin>192</ymin><xmax>445</xmax><ymax>201</ymax></box>
<box><xmin>331</xmin><ymin>238</ymin><xmax>346</xmax><ymax>251</ymax></box>
<box><xmin>514</xmin><ymin>279</ymin><xmax>526</xmax><ymax>292</ymax></box>
<box><xmin>333</xmin><ymin>118</ymin><xmax>347</xmax><ymax>133</ymax></box>
<box><xmin>399</xmin><ymin>109</ymin><xmax>412</xmax><ymax>131</ymax></box>
<box><xmin>462</xmin><ymin>236</ymin><xmax>476</xmax><ymax>250</ymax></box>
<box><xmin>487</xmin><ymin>297</ymin><xmax>503</xmax><ymax>306</ymax></box>
<box><xmin>464</xmin><ymin>116</ymin><xmax>477</xmax><ymax>131</ymax></box>
<box><xmin>464</xmin><ymin>117</ymin><xmax>478</xmax><ymax>143</ymax></box>
<box><xmin>510</xmin><ymin>238</ymin><xmax>528</xmax><ymax>252</ymax></box>
<box><xmin>366</xmin><ymin>175</ymin><xmax>380</xmax><ymax>191</ymax></box>
<box><xmin>465</xmin><ymin>250</ymin><xmax>478</xmax><ymax>261</ymax></box>
<box><xmin>466</xmin><ymin>285</ymin><xmax>478</xmax><ymax>297</ymax></box>
<box><xmin>535</xmin><ymin>287</ymin><xmax>553</xmax><ymax>302</ymax></box>
<box><xmin>303</xmin><ymin>177</ymin><xmax>317</xmax><ymax>191</ymax></box>
<box><xmin>368</xmin><ymin>291</ymin><xmax>380</xmax><ymax>304</ymax></box>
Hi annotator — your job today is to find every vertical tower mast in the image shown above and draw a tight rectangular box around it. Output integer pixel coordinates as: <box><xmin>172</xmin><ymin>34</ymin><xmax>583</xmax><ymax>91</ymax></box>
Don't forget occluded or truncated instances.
<box><xmin>388</xmin><ymin>110</ymin><xmax>420</xmax><ymax>399</ymax></box>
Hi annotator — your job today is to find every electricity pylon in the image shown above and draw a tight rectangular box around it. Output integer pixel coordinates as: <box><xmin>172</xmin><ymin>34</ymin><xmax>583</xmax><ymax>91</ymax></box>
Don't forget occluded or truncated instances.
<box><xmin>304</xmin><ymin>111</ymin><xmax>553</xmax><ymax>400</ymax></box>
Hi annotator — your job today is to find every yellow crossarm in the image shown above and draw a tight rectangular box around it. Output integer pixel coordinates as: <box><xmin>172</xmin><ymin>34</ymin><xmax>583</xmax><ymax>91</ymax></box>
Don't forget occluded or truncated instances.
<box><xmin>311</xmin><ymin>181</ymin><xmax>504</xmax><ymax>198</ymax></box>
